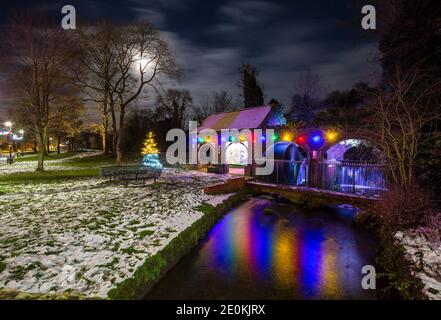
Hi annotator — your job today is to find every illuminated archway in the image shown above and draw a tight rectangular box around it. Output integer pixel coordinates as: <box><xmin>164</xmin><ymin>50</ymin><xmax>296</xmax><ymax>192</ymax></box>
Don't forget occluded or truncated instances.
<box><xmin>326</xmin><ymin>139</ymin><xmax>369</xmax><ymax>161</ymax></box>
<box><xmin>324</xmin><ymin>139</ymin><xmax>386</xmax><ymax>195</ymax></box>
<box><xmin>225</xmin><ymin>142</ymin><xmax>248</xmax><ymax>165</ymax></box>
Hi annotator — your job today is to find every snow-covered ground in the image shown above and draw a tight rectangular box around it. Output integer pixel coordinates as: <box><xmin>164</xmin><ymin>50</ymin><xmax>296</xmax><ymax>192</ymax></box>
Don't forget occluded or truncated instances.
<box><xmin>0</xmin><ymin>151</ymin><xmax>102</xmax><ymax>176</ymax></box>
<box><xmin>396</xmin><ymin>229</ymin><xmax>441</xmax><ymax>299</ymax></box>
<box><xmin>0</xmin><ymin>170</ymin><xmax>234</xmax><ymax>298</ymax></box>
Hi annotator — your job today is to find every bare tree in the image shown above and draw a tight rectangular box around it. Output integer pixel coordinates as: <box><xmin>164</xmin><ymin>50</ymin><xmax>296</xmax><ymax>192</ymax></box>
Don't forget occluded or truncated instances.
<box><xmin>193</xmin><ymin>94</ymin><xmax>211</xmax><ymax>124</ymax></box>
<box><xmin>359</xmin><ymin>66</ymin><xmax>441</xmax><ymax>191</ymax></box>
<box><xmin>4</xmin><ymin>13</ymin><xmax>74</xmax><ymax>170</ymax></box>
<box><xmin>111</xmin><ymin>22</ymin><xmax>179</xmax><ymax>164</ymax></box>
<box><xmin>72</xmin><ymin>21</ymin><xmax>120</xmax><ymax>154</ymax></box>
<box><xmin>73</xmin><ymin>21</ymin><xmax>179</xmax><ymax>164</ymax></box>
<box><xmin>212</xmin><ymin>91</ymin><xmax>233</xmax><ymax>113</ymax></box>
<box><xmin>48</xmin><ymin>96</ymin><xmax>85</xmax><ymax>154</ymax></box>
<box><xmin>156</xmin><ymin>88</ymin><xmax>193</xmax><ymax>129</ymax></box>
<box><xmin>192</xmin><ymin>90</ymin><xmax>234</xmax><ymax>124</ymax></box>
<box><xmin>289</xmin><ymin>70</ymin><xmax>328</xmax><ymax>124</ymax></box>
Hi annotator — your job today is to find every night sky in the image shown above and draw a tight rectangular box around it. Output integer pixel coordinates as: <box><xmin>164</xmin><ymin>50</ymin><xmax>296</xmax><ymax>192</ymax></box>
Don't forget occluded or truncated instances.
<box><xmin>0</xmin><ymin>0</ymin><xmax>380</xmax><ymax>113</ymax></box>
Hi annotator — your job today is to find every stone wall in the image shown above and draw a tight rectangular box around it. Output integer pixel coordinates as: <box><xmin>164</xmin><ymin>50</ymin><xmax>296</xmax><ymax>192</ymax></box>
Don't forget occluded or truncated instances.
<box><xmin>203</xmin><ymin>178</ymin><xmax>246</xmax><ymax>195</ymax></box>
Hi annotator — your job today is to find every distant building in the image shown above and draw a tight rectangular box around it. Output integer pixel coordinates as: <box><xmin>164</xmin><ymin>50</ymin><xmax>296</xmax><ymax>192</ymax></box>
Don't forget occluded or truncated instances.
<box><xmin>199</xmin><ymin>105</ymin><xmax>286</xmax><ymax>168</ymax></box>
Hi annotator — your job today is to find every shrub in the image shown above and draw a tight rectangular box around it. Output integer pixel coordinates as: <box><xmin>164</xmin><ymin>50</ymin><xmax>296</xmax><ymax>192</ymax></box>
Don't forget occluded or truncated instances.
<box><xmin>372</xmin><ymin>185</ymin><xmax>435</xmax><ymax>231</ymax></box>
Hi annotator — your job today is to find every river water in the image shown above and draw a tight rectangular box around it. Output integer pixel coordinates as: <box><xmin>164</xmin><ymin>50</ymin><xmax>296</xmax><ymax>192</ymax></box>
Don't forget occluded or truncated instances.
<box><xmin>145</xmin><ymin>197</ymin><xmax>379</xmax><ymax>299</ymax></box>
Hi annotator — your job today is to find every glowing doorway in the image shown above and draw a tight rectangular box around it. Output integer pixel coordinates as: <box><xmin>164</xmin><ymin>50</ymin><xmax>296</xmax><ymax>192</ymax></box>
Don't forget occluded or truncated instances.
<box><xmin>225</xmin><ymin>142</ymin><xmax>248</xmax><ymax>165</ymax></box>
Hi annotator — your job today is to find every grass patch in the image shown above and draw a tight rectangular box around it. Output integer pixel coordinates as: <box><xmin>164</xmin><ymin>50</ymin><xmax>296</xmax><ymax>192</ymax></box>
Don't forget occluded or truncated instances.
<box><xmin>120</xmin><ymin>247</ymin><xmax>145</xmax><ymax>255</ymax></box>
<box><xmin>0</xmin><ymin>152</ymin><xmax>140</xmax><ymax>185</ymax></box>
<box><xmin>193</xmin><ymin>203</ymin><xmax>214</xmax><ymax>215</ymax></box>
<box><xmin>61</xmin><ymin>153</ymin><xmax>139</xmax><ymax>168</ymax></box>
<box><xmin>0</xmin><ymin>169</ymin><xmax>100</xmax><ymax>183</ymax></box>
<box><xmin>138</xmin><ymin>230</ymin><xmax>155</xmax><ymax>239</ymax></box>
<box><xmin>0</xmin><ymin>256</ymin><xmax>5</xmax><ymax>273</ymax></box>
<box><xmin>101</xmin><ymin>257</ymin><xmax>120</xmax><ymax>270</ymax></box>
<box><xmin>14</xmin><ymin>152</ymin><xmax>81</xmax><ymax>163</ymax></box>
<box><xmin>9</xmin><ymin>262</ymin><xmax>47</xmax><ymax>281</ymax></box>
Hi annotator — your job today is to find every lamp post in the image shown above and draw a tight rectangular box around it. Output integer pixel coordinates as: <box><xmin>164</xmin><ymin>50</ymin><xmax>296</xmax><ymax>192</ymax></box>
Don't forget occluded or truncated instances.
<box><xmin>4</xmin><ymin>121</ymin><xmax>12</xmax><ymax>164</ymax></box>
<box><xmin>19</xmin><ymin>130</ymin><xmax>24</xmax><ymax>156</ymax></box>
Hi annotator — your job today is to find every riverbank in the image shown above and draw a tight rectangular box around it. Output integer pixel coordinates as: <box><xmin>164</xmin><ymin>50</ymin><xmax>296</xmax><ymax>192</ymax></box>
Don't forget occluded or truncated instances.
<box><xmin>395</xmin><ymin>229</ymin><xmax>441</xmax><ymax>299</ymax></box>
<box><xmin>356</xmin><ymin>211</ymin><xmax>440</xmax><ymax>300</ymax></box>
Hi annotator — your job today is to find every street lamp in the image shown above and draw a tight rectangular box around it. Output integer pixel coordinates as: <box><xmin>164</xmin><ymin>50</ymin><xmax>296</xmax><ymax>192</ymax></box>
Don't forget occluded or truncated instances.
<box><xmin>4</xmin><ymin>121</ymin><xmax>13</xmax><ymax>164</ymax></box>
<box><xmin>4</xmin><ymin>121</ymin><xmax>12</xmax><ymax>131</ymax></box>
<box><xmin>19</xmin><ymin>130</ymin><xmax>25</xmax><ymax>156</ymax></box>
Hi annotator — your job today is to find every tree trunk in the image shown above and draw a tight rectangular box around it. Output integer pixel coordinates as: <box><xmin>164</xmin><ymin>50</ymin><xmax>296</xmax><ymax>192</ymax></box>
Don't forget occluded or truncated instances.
<box><xmin>101</xmin><ymin>84</ymin><xmax>110</xmax><ymax>154</ymax></box>
<box><xmin>44</xmin><ymin>127</ymin><xmax>50</xmax><ymax>155</ymax></box>
<box><xmin>115</xmin><ymin>110</ymin><xmax>125</xmax><ymax>166</ymax></box>
<box><xmin>110</xmin><ymin>101</ymin><xmax>118</xmax><ymax>157</ymax></box>
<box><xmin>35</xmin><ymin>126</ymin><xmax>45</xmax><ymax>171</ymax></box>
<box><xmin>57</xmin><ymin>135</ymin><xmax>61</xmax><ymax>154</ymax></box>
<box><xmin>101</xmin><ymin>113</ymin><xmax>109</xmax><ymax>154</ymax></box>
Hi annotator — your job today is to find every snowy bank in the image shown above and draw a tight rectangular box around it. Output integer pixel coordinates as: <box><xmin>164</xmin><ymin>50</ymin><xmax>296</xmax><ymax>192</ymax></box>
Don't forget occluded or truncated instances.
<box><xmin>396</xmin><ymin>229</ymin><xmax>441</xmax><ymax>299</ymax></box>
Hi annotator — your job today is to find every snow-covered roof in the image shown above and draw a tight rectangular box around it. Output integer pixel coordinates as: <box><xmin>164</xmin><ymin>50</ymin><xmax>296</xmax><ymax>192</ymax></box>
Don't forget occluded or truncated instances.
<box><xmin>200</xmin><ymin>105</ymin><xmax>273</xmax><ymax>131</ymax></box>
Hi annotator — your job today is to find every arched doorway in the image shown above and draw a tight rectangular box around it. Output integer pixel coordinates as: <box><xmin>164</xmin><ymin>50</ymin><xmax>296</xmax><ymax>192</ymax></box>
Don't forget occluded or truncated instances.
<box><xmin>326</xmin><ymin>139</ymin><xmax>368</xmax><ymax>161</ymax></box>
<box><xmin>225</xmin><ymin>142</ymin><xmax>248</xmax><ymax>165</ymax></box>
<box><xmin>324</xmin><ymin>139</ymin><xmax>386</xmax><ymax>195</ymax></box>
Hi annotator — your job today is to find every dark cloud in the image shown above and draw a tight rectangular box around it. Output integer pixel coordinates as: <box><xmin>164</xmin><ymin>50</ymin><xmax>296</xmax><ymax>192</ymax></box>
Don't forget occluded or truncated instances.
<box><xmin>0</xmin><ymin>0</ymin><xmax>380</xmax><ymax>113</ymax></box>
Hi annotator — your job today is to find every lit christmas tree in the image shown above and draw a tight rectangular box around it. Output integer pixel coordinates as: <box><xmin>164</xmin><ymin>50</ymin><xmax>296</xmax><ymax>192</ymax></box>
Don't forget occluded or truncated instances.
<box><xmin>141</xmin><ymin>132</ymin><xmax>162</xmax><ymax>169</ymax></box>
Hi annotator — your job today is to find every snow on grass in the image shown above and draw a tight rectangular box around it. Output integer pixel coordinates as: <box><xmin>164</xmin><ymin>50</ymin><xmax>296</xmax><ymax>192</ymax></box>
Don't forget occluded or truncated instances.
<box><xmin>0</xmin><ymin>178</ymin><xmax>106</xmax><ymax>195</ymax></box>
<box><xmin>396</xmin><ymin>229</ymin><xmax>441</xmax><ymax>299</ymax></box>
<box><xmin>0</xmin><ymin>151</ymin><xmax>101</xmax><ymax>176</ymax></box>
<box><xmin>0</xmin><ymin>170</ymin><xmax>233</xmax><ymax>297</ymax></box>
<box><xmin>206</xmin><ymin>193</ymin><xmax>236</xmax><ymax>207</ymax></box>
<box><xmin>0</xmin><ymin>161</ymin><xmax>80</xmax><ymax>176</ymax></box>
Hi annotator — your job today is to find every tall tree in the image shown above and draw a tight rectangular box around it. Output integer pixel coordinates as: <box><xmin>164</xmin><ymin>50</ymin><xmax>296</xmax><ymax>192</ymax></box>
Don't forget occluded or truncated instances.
<box><xmin>359</xmin><ymin>67</ymin><xmax>441</xmax><ymax>191</ymax></box>
<box><xmin>315</xmin><ymin>82</ymin><xmax>373</xmax><ymax>130</ymax></box>
<box><xmin>4</xmin><ymin>13</ymin><xmax>74</xmax><ymax>170</ymax></box>
<box><xmin>110</xmin><ymin>22</ymin><xmax>179</xmax><ymax>165</ymax></box>
<box><xmin>74</xmin><ymin>21</ymin><xmax>179</xmax><ymax>165</ymax></box>
<box><xmin>156</xmin><ymin>89</ymin><xmax>192</xmax><ymax>129</ymax></box>
<box><xmin>72</xmin><ymin>21</ymin><xmax>120</xmax><ymax>155</ymax></box>
<box><xmin>288</xmin><ymin>70</ymin><xmax>327</xmax><ymax>125</ymax></box>
<box><xmin>376</xmin><ymin>0</ymin><xmax>441</xmax><ymax>86</ymax></box>
<box><xmin>48</xmin><ymin>96</ymin><xmax>85</xmax><ymax>154</ymax></box>
<box><xmin>193</xmin><ymin>90</ymin><xmax>234</xmax><ymax>124</ymax></box>
<box><xmin>211</xmin><ymin>91</ymin><xmax>234</xmax><ymax>113</ymax></box>
<box><xmin>238</xmin><ymin>63</ymin><xmax>264</xmax><ymax>108</ymax></box>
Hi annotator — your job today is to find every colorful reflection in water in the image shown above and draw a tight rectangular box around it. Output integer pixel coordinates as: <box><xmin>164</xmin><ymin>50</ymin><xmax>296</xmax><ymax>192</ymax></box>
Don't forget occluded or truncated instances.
<box><xmin>145</xmin><ymin>198</ymin><xmax>378</xmax><ymax>300</ymax></box>
<box><xmin>204</xmin><ymin>200</ymin><xmax>349</xmax><ymax>298</ymax></box>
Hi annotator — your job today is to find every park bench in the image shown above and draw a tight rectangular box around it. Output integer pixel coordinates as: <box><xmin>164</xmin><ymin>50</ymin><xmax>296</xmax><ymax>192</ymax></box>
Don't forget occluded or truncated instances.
<box><xmin>100</xmin><ymin>165</ymin><xmax>162</xmax><ymax>187</ymax></box>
